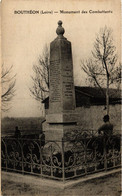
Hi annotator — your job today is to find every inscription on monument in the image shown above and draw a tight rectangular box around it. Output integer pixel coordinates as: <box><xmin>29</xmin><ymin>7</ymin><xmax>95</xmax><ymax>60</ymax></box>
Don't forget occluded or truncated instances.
<box><xmin>62</xmin><ymin>55</ymin><xmax>75</xmax><ymax>110</ymax></box>
<box><xmin>50</xmin><ymin>59</ymin><xmax>61</xmax><ymax>103</ymax></box>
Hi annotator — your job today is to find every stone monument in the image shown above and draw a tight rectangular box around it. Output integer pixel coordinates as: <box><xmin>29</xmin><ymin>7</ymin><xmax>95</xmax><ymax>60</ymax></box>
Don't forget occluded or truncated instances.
<box><xmin>44</xmin><ymin>21</ymin><xmax>79</xmax><ymax>141</ymax></box>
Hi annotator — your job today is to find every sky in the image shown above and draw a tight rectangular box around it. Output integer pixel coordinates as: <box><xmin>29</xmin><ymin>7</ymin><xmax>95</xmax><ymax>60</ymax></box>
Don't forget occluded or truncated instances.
<box><xmin>1</xmin><ymin>0</ymin><xmax>121</xmax><ymax>118</ymax></box>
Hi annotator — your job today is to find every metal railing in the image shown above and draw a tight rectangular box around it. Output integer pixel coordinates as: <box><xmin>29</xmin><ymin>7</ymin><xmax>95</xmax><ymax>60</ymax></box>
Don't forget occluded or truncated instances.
<box><xmin>1</xmin><ymin>131</ymin><xmax>121</xmax><ymax>181</ymax></box>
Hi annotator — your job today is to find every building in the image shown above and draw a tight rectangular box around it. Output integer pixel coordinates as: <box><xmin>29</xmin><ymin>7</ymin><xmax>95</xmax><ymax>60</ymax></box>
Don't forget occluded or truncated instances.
<box><xmin>42</xmin><ymin>86</ymin><xmax>121</xmax><ymax>132</ymax></box>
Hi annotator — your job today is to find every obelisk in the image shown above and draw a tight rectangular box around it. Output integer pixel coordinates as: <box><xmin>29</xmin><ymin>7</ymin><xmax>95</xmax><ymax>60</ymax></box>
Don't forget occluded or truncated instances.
<box><xmin>44</xmin><ymin>21</ymin><xmax>78</xmax><ymax>141</ymax></box>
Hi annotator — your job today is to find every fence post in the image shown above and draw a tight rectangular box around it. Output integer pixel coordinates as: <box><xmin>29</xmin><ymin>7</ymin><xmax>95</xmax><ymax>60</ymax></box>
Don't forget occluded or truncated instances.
<box><xmin>62</xmin><ymin>138</ymin><xmax>65</xmax><ymax>182</ymax></box>
<box><xmin>103</xmin><ymin>137</ymin><xmax>107</xmax><ymax>171</ymax></box>
<box><xmin>84</xmin><ymin>137</ymin><xmax>87</xmax><ymax>175</ymax></box>
<box><xmin>21</xmin><ymin>139</ymin><xmax>24</xmax><ymax>174</ymax></box>
<box><xmin>4</xmin><ymin>138</ymin><xmax>8</xmax><ymax>172</ymax></box>
<box><xmin>40</xmin><ymin>139</ymin><xmax>42</xmax><ymax>175</ymax></box>
<box><xmin>50</xmin><ymin>144</ymin><xmax>53</xmax><ymax>177</ymax></box>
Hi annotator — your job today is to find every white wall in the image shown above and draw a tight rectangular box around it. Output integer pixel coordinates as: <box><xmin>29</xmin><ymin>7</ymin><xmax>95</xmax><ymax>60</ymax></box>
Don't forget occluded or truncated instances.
<box><xmin>76</xmin><ymin>104</ymin><xmax>121</xmax><ymax>132</ymax></box>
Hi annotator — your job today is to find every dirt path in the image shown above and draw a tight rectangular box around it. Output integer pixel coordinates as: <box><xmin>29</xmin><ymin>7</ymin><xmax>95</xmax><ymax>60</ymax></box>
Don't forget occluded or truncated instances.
<box><xmin>1</xmin><ymin>172</ymin><xmax>121</xmax><ymax>196</ymax></box>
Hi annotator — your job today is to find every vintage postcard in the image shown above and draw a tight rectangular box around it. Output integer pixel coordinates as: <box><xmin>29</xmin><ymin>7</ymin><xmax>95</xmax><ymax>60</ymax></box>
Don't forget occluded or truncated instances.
<box><xmin>1</xmin><ymin>0</ymin><xmax>121</xmax><ymax>195</ymax></box>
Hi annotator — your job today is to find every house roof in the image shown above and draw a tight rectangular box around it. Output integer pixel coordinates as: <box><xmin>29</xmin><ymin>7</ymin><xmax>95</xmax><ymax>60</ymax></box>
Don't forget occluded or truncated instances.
<box><xmin>42</xmin><ymin>86</ymin><xmax>121</xmax><ymax>106</ymax></box>
<box><xmin>75</xmin><ymin>86</ymin><xmax>121</xmax><ymax>99</ymax></box>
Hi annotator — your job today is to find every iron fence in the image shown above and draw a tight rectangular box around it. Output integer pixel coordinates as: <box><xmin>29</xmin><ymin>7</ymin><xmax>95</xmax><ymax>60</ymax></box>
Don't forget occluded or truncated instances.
<box><xmin>1</xmin><ymin>131</ymin><xmax>121</xmax><ymax>181</ymax></box>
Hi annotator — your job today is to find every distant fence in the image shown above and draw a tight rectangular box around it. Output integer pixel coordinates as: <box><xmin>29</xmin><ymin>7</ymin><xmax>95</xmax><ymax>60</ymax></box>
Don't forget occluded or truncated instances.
<box><xmin>1</xmin><ymin>132</ymin><xmax>121</xmax><ymax>181</ymax></box>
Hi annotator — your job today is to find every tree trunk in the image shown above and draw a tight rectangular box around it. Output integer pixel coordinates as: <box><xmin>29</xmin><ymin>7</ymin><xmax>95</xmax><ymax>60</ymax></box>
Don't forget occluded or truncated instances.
<box><xmin>106</xmin><ymin>77</ymin><xmax>109</xmax><ymax>115</ymax></box>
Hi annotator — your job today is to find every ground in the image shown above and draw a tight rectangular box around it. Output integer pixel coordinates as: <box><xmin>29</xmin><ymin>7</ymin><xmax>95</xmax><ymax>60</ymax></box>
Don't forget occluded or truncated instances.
<box><xmin>1</xmin><ymin>172</ymin><xmax>121</xmax><ymax>196</ymax></box>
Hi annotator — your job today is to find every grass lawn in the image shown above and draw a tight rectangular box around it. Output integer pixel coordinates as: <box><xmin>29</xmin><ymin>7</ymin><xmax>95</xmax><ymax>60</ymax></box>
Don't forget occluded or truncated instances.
<box><xmin>1</xmin><ymin>172</ymin><xmax>121</xmax><ymax>196</ymax></box>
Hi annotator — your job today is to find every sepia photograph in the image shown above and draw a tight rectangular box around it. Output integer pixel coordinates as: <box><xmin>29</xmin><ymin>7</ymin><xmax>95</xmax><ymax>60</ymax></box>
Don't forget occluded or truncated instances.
<box><xmin>1</xmin><ymin>0</ymin><xmax>121</xmax><ymax>195</ymax></box>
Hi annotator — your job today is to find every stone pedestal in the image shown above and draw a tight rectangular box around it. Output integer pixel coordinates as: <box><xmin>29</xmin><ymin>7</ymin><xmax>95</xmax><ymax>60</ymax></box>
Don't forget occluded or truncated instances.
<box><xmin>44</xmin><ymin>21</ymin><xmax>79</xmax><ymax>142</ymax></box>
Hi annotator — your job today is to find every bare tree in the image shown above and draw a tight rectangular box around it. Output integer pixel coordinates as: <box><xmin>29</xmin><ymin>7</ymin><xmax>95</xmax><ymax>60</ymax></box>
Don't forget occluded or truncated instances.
<box><xmin>30</xmin><ymin>45</ymin><xmax>49</xmax><ymax>102</ymax></box>
<box><xmin>81</xmin><ymin>26</ymin><xmax>121</xmax><ymax>115</ymax></box>
<box><xmin>1</xmin><ymin>64</ymin><xmax>16</xmax><ymax>111</ymax></box>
